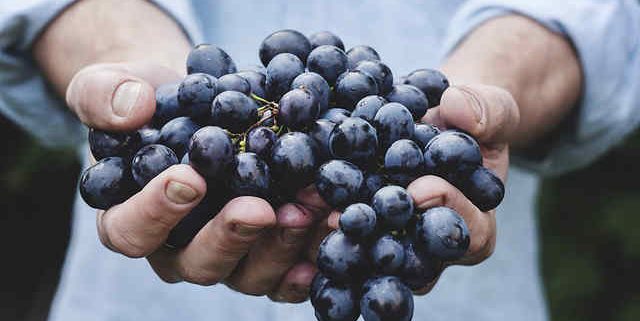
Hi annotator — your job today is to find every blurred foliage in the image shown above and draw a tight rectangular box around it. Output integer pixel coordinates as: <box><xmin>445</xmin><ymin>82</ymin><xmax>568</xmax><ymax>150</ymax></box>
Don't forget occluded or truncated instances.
<box><xmin>538</xmin><ymin>130</ymin><xmax>640</xmax><ymax>321</ymax></box>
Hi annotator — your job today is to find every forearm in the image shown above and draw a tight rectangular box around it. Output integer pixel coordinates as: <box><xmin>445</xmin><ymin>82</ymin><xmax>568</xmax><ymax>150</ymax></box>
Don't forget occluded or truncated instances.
<box><xmin>33</xmin><ymin>0</ymin><xmax>191</xmax><ymax>96</ymax></box>
<box><xmin>441</xmin><ymin>15</ymin><xmax>582</xmax><ymax>147</ymax></box>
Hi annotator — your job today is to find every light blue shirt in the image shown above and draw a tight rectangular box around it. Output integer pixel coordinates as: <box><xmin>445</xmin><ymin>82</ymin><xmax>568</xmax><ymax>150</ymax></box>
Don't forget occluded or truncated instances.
<box><xmin>1</xmin><ymin>1</ymin><xmax>639</xmax><ymax>321</ymax></box>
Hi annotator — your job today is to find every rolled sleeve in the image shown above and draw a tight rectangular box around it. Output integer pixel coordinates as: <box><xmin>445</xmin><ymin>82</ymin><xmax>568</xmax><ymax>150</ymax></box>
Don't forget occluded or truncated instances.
<box><xmin>441</xmin><ymin>0</ymin><xmax>640</xmax><ymax>176</ymax></box>
<box><xmin>0</xmin><ymin>0</ymin><xmax>202</xmax><ymax>148</ymax></box>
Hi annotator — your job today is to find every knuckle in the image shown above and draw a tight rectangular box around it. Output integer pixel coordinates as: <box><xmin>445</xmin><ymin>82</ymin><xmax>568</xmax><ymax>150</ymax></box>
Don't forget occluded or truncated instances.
<box><xmin>182</xmin><ymin>268</ymin><xmax>223</xmax><ymax>286</ymax></box>
<box><xmin>111</xmin><ymin>231</ymin><xmax>150</xmax><ymax>258</ymax></box>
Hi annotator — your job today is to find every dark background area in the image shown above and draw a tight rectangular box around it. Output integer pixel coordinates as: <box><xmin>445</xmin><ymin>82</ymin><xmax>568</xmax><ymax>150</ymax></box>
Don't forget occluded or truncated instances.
<box><xmin>0</xmin><ymin>115</ymin><xmax>638</xmax><ymax>321</ymax></box>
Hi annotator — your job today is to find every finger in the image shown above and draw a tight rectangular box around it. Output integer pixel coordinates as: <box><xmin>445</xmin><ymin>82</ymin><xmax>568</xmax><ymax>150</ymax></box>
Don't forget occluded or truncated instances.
<box><xmin>407</xmin><ymin>175</ymin><xmax>496</xmax><ymax>266</ymax></box>
<box><xmin>306</xmin><ymin>214</ymin><xmax>335</xmax><ymax>264</ymax></box>
<box><xmin>225</xmin><ymin>203</ymin><xmax>315</xmax><ymax>295</ymax></box>
<box><xmin>268</xmin><ymin>261</ymin><xmax>318</xmax><ymax>303</ymax></box>
<box><xmin>296</xmin><ymin>185</ymin><xmax>332</xmax><ymax>217</ymax></box>
<box><xmin>97</xmin><ymin>164</ymin><xmax>206</xmax><ymax>258</ymax></box>
<box><xmin>66</xmin><ymin>62</ymin><xmax>181</xmax><ymax>131</ymax></box>
<box><xmin>172</xmin><ymin>196</ymin><xmax>277</xmax><ymax>286</ymax></box>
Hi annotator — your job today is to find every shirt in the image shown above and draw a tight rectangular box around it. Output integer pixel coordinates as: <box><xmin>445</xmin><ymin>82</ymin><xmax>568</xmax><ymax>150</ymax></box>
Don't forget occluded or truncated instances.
<box><xmin>1</xmin><ymin>1</ymin><xmax>639</xmax><ymax>321</ymax></box>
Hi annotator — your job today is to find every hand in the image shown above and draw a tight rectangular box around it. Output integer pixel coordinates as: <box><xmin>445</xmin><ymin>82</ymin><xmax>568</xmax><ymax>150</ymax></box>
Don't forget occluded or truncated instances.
<box><xmin>66</xmin><ymin>62</ymin><xmax>329</xmax><ymax>302</ymax></box>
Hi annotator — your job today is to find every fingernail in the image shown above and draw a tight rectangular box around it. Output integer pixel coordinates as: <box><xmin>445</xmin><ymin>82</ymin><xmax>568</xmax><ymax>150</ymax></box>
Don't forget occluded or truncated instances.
<box><xmin>235</xmin><ymin>224</ymin><xmax>263</xmax><ymax>237</ymax></box>
<box><xmin>281</xmin><ymin>228</ymin><xmax>308</xmax><ymax>244</ymax></box>
<box><xmin>165</xmin><ymin>181</ymin><xmax>198</xmax><ymax>204</ymax></box>
<box><xmin>112</xmin><ymin>81</ymin><xmax>142</xmax><ymax>117</ymax></box>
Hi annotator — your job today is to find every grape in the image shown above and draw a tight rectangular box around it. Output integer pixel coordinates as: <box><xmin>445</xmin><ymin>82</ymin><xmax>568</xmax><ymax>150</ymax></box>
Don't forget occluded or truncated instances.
<box><xmin>401</xmin><ymin>238</ymin><xmax>439</xmax><ymax>290</ymax></box>
<box><xmin>412</xmin><ymin>123</ymin><xmax>440</xmax><ymax>149</ymax></box>
<box><xmin>291</xmin><ymin>72</ymin><xmax>330</xmax><ymax>114</ymax></box>
<box><xmin>153</xmin><ymin>82</ymin><xmax>182</xmax><ymax>128</ymax></box>
<box><xmin>358</xmin><ymin>173</ymin><xmax>386</xmax><ymax>203</ymax></box>
<box><xmin>309</xmin><ymin>119</ymin><xmax>336</xmax><ymax>161</ymax></box>
<box><xmin>79</xmin><ymin>157</ymin><xmax>136</xmax><ymax>210</ymax></box>
<box><xmin>317</xmin><ymin>230</ymin><xmax>368</xmax><ymax>283</ymax></box>
<box><xmin>320</xmin><ymin>108</ymin><xmax>351</xmax><ymax>124</ymax></box>
<box><xmin>316</xmin><ymin>160</ymin><xmax>364</xmax><ymax>208</ymax></box>
<box><xmin>230</xmin><ymin>152</ymin><xmax>270</xmax><ymax>198</ymax></box>
<box><xmin>423</xmin><ymin>130</ymin><xmax>482</xmax><ymax>182</ymax></box>
<box><xmin>346</xmin><ymin>45</ymin><xmax>380</xmax><ymax>69</ymax></box>
<box><xmin>88</xmin><ymin>128</ymin><xmax>142</xmax><ymax>160</ymax></box>
<box><xmin>403</xmin><ymin>69</ymin><xmax>449</xmax><ymax>107</ymax></box>
<box><xmin>211</xmin><ymin>90</ymin><xmax>259</xmax><ymax>133</ymax></box>
<box><xmin>334</xmin><ymin>71</ymin><xmax>379</xmax><ymax>109</ymax></box>
<box><xmin>371</xmin><ymin>185</ymin><xmax>414</xmax><ymax>230</ymax></box>
<box><xmin>329</xmin><ymin>117</ymin><xmax>378</xmax><ymax>167</ymax></box>
<box><xmin>188</xmin><ymin>126</ymin><xmax>235</xmax><ymax>179</ymax></box>
<box><xmin>384</xmin><ymin>139</ymin><xmax>425</xmax><ymax>187</ymax></box>
<box><xmin>236</xmin><ymin>70</ymin><xmax>267</xmax><ymax>98</ymax></box>
<box><xmin>278</xmin><ymin>88</ymin><xmax>319</xmax><ymax>131</ymax></box>
<box><xmin>354</xmin><ymin>60</ymin><xmax>393</xmax><ymax>95</ymax></box>
<box><xmin>339</xmin><ymin>203</ymin><xmax>377</xmax><ymax>240</ymax></box>
<box><xmin>177</xmin><ymin>73</ymin><xmax>218</xmax><ymax>120</ymax></box>
<box><xmin>138</xmin><ymin>127</ymin><xmax>160</xmax><ymax>146</ymax></box>
<box><xmin>385</xmin><ymin>84</ymin><xmax>429</xmax><ymax>120</ymax></box>
<box><xmin>307</xmin><ymin>45</ymin><xmax>349</xmax><ymax>86</ymax></box>
<box><xmin>158</xmin><ymin>116</ymin><xmax>200</xmax><ymax>158</ymax></box>
<box><xmin>265</xmin><ymin>53</ymin><xmax>305</xmax><ymax>100</ymax></box>
<box><xmin>308</xmin><ymin>31</ymin><xmax>345</xmax><ymax>51</ymax></box>
<box><xmin>459</xmin><ymin>166</ymin><xmax>505</xmax><ymax>211</ymax></box>
<box><xmin>360</xmin><ymin>276</ymin><xmax>413</xmax><ymax>321</ymax></box>
<box><xmin>372</xmin><ymin>103</ymin><xmax>414</xmax><ymax>149</ymax></box>
<box><xmin>310</xmin><ymin>273</ymin><xmax>331</xmax><ymax>304</ymax></box>
<box><xmin>131</xmin><ymin>144</ymin><xmax>179</xmax><ymax>187</ymax></box>
<box><xmin>270</xmin><ymin>132</ymin><xmax>319</xmax><ymax>192</ymax></box>
<box><xmin>312</xmin><ymin>277</ymin><xmax>360</xmax><ymax>321</ymax></box>
<box><xmin>216</xmin><ymin>73</ymin><xmax>251</xmax><ymax>95</ymax></box>
<box><xmin>246</xmin><ymin>126</ymin><xmax>277</xmax><ymax>160</ymax></box>
<box><xmin>415</xmin><ymin>206</ymin><xmax>470</xmax><ymax>261</ymax></box>
<box><xmin>186</xmin><ymin>44</ymin><xmax>237</xmax><ymax>77</ymax></box>
<box><xmin>371</xmin><ymin>234</ymin><xmax>405</xmax><ymax>275</ymax></box>
<box><xmin>259</xmin><ymin>29</ymin><xmax>311</xmax><ymax>66</ymax></box>
<box><xmin>351</xmin><ymin>95</ymin><xmax>387</xmax><ymax>123</ymax></box>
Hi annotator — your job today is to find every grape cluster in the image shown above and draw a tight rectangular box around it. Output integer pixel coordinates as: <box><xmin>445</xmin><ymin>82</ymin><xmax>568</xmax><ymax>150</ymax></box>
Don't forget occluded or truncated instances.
<box><xmin>78</xmin><ymin>29</ymin><xmax>506</xmax><ymax>319</ymax></box>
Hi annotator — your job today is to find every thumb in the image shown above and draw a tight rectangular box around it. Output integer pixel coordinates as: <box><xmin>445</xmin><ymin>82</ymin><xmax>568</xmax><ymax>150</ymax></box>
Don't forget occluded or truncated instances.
<box><xmin>66</xmin><ymin>62</ymin><xmax>182</xmax><ymax>131</ymax></box>
<box><xmin>424</xmin><ymin>84</ymin><xmax>520</xmax><ymax>145</ymax></box>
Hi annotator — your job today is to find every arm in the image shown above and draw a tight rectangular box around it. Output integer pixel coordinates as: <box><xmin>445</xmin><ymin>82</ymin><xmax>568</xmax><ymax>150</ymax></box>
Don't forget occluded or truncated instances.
<box><xmin>33</xmin><ymin>0</ymin><xmax>320</xmax><ymax>302</ymax></box>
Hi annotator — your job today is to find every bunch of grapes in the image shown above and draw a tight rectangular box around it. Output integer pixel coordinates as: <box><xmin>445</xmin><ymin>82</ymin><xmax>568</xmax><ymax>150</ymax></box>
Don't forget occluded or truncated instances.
<box><xmin>78</xmin><ymin>29</ymin><xmax>505</xmax><ymax>320</ymax></box>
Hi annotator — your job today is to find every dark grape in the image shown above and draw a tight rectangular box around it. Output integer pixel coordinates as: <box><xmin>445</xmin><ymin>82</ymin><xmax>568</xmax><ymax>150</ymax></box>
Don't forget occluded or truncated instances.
<box><xmin>229</xmin><ymin>152</ymin><xmax>270</xmax><ymax>198</ymax></box>
<box><xmin>339</xmin><ymin>203</ymin><xmax>377</xmax><ymax>240</ymax></box>
<box><xmin>259</xmin><ymin>29</ymin><xmax>311</xmax><ymax>66</ymax></box>
<box><xmin>316</xmin><ymin>160</ymin><xmax>364</xmax><ymax>208</ymax></box>
<box><xmin>177</xmin><ymin>73</ymin><xmax>218</xmax><ymax>120</ymax></box>
<box><xmin>309</xmin><ymin>119</ymin><xmax>336</xmax><ymax>161</ymax></box>
<box><xmin>403</xmin><ymin>69</ymin><xmax>449</xmax><ymax>107</ymax></box>
<box><xmin>308</xmin><ymin>31</ymin><xmax>345</xmax><ymax>51</ymax></box>
<box><xmin>423</xmin><ymin>130</ymin><xmax>482</xmax><ymax>182</ymax></box>
<box><xmin>352</xmin><ymin>95</ymin><xmax>387</xmax><ymax>123</ymax></box>
<box><xmin>385</xmin><ymin>84</ymin><xmax>429</xmax><ymax>120</ymax></box>
<box><xmin>236</xmin><ymin>70</ymin><xmax>267</xmax><ymax>98</ymax></box>
<box><xmin>88</xmin><ymin>128</ymin><xmax>142</xmax><ymax>160</ymax></box>
<box><xmin>371</xmin><ymin>234</ymin><xmax>405</xmax><ymax>275</ymax></box>
<box><xmin>186</xmin><ymin>44</ymin><xmax>237</xmax><ymax>78</ymax></box>
<box><xmin>153</xmin><ymin>82</ymin><xmax>182</xmax><ymax>128</ymax></box>
<box><xmin>354</xmin><ymin>60</ymin><xmax>393</xmax><ymax>95</ymax></box>
<box><xmin>216</xmin><ymin>73</ymin><xmax>251</xmax><ymax>95</ymax></box>
<box><xmin>270</xmin><ymin>132</ymin><xmax>319</xmax><ymax>192</ymax></box>
<box><xmin>312</xmin><ymin>278</ymin><xmax>360</xmax><ymax>321</ymax></box>
<box><xmin>401</xmin><ymin>238</ymin><xmax>440</xmax><ymax>290</ymax></box>
<box><xmin>138</xmin><ymin>127</ymin><xmax>160</xmax><ymax>146</ymax></box>
<box><xmin>384</xmin><ymin>139</ymin><xmax>424</xmax><ymax>187</ymax></box>
<box><xmin>246</xmin><ymin>126</ymin><xmax>277</xmax><ymax>160</ymax></box>
<box><xmin>211</xmin><ymin>90</ymin><xmax>259</xmax><ymax>133</ymax></box>
<box><xmin>320</xmin><ymin>108</ymin><xmax>351</xmax><ymax>124</ymax></box>
<box><xmin>317</xmin><ymin>230</ymin><xmax>368</xmax><ymax>283</ymax></box>
<box><xmin>346</xmin><ymin>45</ymin><xmax>380</xmax><ymax>69</ymax></box>
<box><xmin>278</xmin><ymin>88</ymin><xmax>319</xmax><ymax>131</ymax></box>
<box><xmin>359</xmin><ymin>173</ymin><xmax>386</xmax><ymax>203</ymax></box>
<box><xmin>412</xmin><ymin>123</ymin><xmax>440</xmax><ymax>149</ymax></box>
<box><xmin>371</xmin><ymin>185</ymin><xmax>414</xmax><ymax>230</ymax></box>
<box><xmin>459</xmin><ymin>166</ymin><xmax>505</xmax><ymax>212</ymax></box>
<box><xmin>372</xmin><ymin>103</ymin><xmax>414</xmax><ymax>149</ymax></box>
<box><xmin>157</xmin><ymin>116</ymin><xmax>200</xmax><ymax>158</ymax></box>
<box><xmin>188</xmin><ymin>126</ymin><xmax>235</xmax><ymax>179</ymax></box>
<box><xmin>415</xmin><ymin>206</ymin><xmax>470</xmax><ymax>261</ymax></box>
<box><xmin>131</xmin><ymin>144</ymin><xmax>179</xmax><ymax>187</ymax></box>
<box><xmin>360</xmin><ymin>276</ymin><xmax>413</xmax><ymax>321</ymax></box>
<box><xmin>329</xmin><ymin>117</ymin><xmax>378</xmax><ymax>167</ymax></box>
<box><xmin>265</xmin><ymin>53</ymin><xmax>305</xmax><ymax>100</ymax></box>
<box><xmin>334</xmin><ymin>71</ymin><xmax>379</xmax><ymax>109</ymax></box>
<box><xmin>291</xmin><ymin>72</ymin><xmax>330</xmax><ymax>114</ymax></box>
<box><xmin>79</xmin><ymin>157</ymin><xmax>135</xmax><ymax>210</ymax></box>
<box><xmin>310</xmin><ymin>273</ymin><xmax>331</xmax><ymax>304</ymax></box>
<box><xmin>307</xmin><ymin>45</ymin><xmax>348</xmax><ymax>86</ymax></box>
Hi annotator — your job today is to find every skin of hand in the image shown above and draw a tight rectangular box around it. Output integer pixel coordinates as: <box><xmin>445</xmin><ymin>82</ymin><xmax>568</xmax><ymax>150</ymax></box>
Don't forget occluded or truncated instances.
<box><xmin>33</xmin><ymin>0</ymin><xmax>329</xmax><ymax>303</ymax></box>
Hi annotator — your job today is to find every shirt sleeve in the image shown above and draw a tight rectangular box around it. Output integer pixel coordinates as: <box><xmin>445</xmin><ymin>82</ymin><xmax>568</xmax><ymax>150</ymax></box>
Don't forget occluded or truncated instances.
<box><xmin>0</xmin><ymin>0</ymin><xmax>203</xmax><ymax>149</ymax></box>
<box><xmin>440</xmin><ymin>0</ymin><xmax>640</xmax><ymax>176</ymax></box>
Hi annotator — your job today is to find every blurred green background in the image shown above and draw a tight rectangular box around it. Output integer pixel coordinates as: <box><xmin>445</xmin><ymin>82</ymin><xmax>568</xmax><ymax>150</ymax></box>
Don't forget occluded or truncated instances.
<box><xmin>0</xmin><ymin>115</ymin><xmax>638</xmax><ymax>321</ymax></box>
